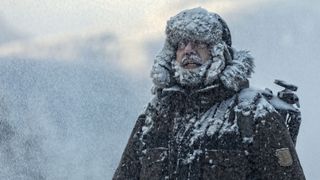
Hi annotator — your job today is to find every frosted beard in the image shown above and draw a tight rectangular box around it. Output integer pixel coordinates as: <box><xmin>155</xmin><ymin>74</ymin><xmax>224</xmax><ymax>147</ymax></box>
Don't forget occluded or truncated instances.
<box><xmin>172</xmin><ymin>54</ymin><xmax>226</xmax><ymax>88</ymax></box>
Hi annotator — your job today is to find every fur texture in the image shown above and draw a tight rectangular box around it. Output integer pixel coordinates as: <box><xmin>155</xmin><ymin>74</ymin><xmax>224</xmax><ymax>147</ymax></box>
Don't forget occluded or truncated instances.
<box><xmin>150</xmin><ymin>7</ymin><xmax>254</xmax><ymax>92</ymax></box>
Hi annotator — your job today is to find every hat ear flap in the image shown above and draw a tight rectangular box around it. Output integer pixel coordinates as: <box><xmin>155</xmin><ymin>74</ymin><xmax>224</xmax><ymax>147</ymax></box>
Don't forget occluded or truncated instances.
<box><xmin>217</xmin><ymin>17</ymin><xmax>232</xmax><ymax>47</ymax></box>
<box><xmin>223</xmin><ymin>45</ymin><xmax>234</xmax><ymax>63</ymax></box>
<box><xmin>150</xmin><ymin>40</ymin><xmax>175</xmax><ymax>88</ymax></box>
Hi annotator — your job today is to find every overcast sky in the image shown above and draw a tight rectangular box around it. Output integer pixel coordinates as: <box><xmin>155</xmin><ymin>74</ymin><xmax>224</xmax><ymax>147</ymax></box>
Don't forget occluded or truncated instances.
<box><xmin>0</xmin><ymin>0</ymin><xmax>265</xmax><ymax>36</ymax></box>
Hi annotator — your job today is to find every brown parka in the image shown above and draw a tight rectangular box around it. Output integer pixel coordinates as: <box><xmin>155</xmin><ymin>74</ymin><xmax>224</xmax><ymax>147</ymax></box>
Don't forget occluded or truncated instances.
<box><xmin>113</xmin><ymin>84</ymin><xmax>305</xmax><ymax>180</ymax></box>
<box><xmin>113</xmin><ymin>7</ymin><xmax>305</xmax><ymax>180</ymax></box>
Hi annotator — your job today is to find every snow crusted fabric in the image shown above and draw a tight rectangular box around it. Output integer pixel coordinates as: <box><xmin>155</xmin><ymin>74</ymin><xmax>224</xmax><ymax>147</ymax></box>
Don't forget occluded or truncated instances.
<box><xmin>114</xmin><ymin>7</ymin><xmax>305</xmax><ymax>180</ymax></box>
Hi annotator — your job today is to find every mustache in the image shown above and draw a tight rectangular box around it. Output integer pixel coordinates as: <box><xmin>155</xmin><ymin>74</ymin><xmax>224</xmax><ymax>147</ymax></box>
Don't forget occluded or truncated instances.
<box><xmin>181</xmin><ymin>54</ymin><xmax>203</xmax><ymax>66</ymax></box>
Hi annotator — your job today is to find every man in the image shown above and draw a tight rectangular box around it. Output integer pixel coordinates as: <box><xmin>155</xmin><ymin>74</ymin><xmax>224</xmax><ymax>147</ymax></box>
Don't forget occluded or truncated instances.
<box><xmin>113</xmin><ymin>7</ymin><xmax>305</xmax><ymax>180</ymax></box>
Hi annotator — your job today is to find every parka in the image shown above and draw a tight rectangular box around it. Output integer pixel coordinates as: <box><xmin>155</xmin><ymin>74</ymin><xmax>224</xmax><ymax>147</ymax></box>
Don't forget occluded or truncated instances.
<box><xmin>113</xmin><ymin>63</ymin><xmax>305</xmax><ymax>180</ymax></box>
<box><xmin>113</xmin><ymin>7</ymin><xmax>305</xmax><ymax>180</ymax></box>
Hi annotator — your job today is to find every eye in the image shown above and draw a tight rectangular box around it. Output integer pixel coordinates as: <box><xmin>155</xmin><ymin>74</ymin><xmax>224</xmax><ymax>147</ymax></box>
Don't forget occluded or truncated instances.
<box><xmin>196</xmin><ymin>42</ymin><xmax>208</xmax><ymax>49</ymax></box>
<box><xmin>177</xmin><ymin>41</ymin><xmax>186</xmax><ymax>50</ymax></box>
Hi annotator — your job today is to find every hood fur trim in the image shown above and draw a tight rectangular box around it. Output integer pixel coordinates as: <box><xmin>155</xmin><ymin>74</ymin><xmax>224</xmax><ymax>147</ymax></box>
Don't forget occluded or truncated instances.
<box><xmin>151</xmin><ymin>49</ymin><xmax>254</xmax><ymax>92</ymax></box>
<box><xmin>219</xmin><ymin>50</ymin><xmax>254</xmax><ymax>91</ymax></box>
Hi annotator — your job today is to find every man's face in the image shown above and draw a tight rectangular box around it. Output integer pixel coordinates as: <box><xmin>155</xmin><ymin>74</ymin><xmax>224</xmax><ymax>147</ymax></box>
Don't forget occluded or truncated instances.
<box><xmin>176</xmin><ymin>40</ymin><xmax>211</xmax><ymax>69</ymax></box>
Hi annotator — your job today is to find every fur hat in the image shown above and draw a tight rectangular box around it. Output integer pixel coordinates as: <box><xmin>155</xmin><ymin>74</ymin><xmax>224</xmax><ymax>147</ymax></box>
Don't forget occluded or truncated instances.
<box><xmin>166</xmin><ymin>7</ymin><xmax>232</xmax><ymax>47</ymax></box>
<box><xmin>151</xmin><ymin>7</ymin><xmax>254</xmax><ymax>92</ymax></box>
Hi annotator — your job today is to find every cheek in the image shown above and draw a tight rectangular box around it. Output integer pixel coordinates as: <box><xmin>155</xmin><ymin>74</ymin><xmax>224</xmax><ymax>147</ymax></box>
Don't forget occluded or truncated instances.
<box><xmin>198</xmin><ymin>49</ymin><xmax>211</xmax><ymax>61</ymax></box>
<box><xmin>176</xmin><ymin>50</ymin><xmax>183</xmax><ymax>62</ymax></box>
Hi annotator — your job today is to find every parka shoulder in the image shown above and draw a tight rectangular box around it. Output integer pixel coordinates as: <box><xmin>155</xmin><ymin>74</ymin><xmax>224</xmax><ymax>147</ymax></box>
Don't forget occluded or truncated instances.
<box><xmin>234</xmin><ymin>87</ymin><xmax>305</xmax><ymax>179</ymax></box>
<box><xmin>235</xmin><ymin>87</ymin><xmax>301</xmax><ymax>143</ymax></box>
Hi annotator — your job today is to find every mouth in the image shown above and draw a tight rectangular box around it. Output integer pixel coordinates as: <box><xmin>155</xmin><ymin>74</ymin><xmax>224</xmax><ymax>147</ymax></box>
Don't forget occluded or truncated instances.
<box><xmin>183</xmin><ymin>62</ymin><xmax>201</xmax><ymax>69</ymax></box>
<box><xmin>181</xmin><ymin>55</ymin><xmax>203</xmax><ymax>69</ymax></box>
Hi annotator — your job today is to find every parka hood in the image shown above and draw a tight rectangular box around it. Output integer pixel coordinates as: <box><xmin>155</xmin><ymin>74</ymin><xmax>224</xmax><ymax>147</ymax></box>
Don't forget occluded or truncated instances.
<box><xmin>150</xmin><ymin>7</ymin><xmax>254</xmax><ymax>94</ymax></box>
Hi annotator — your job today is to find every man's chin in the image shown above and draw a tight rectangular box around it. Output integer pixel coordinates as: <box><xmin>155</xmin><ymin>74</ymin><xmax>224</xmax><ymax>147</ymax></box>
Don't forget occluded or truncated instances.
<box><xmin>174</xmin><ymin>63</ymin><xmax>210</xmax><ymax>88</ymax></box>
<box><xmin>174</xmin><ymin>70</ymin><xmax>204</xmax><ymax>88</ymax></box>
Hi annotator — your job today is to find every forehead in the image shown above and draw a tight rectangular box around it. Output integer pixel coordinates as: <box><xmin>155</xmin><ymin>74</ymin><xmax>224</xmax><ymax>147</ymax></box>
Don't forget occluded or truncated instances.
<box><xmin>175</xmin><ymin>39</ymin><xmax>210</xmax><ymax>51</ymax></box>
<box><xmin>178</xmin><ymin>39</ymin><xmax>208</xmax><ymax>44</ymax></box>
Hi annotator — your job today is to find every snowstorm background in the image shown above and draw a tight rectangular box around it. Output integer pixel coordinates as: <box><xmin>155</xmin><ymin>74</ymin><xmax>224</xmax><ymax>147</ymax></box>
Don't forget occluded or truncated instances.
<box><xmin>0</xmin><ymin>0</ymin><xmax>318</xmax><ymax>179</ymax></box>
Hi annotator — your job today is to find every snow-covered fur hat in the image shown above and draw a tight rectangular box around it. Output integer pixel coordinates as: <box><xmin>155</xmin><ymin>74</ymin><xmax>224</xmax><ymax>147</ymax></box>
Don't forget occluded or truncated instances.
<box><xmin>151</xmin><ymin>7</ymin><xmax>254</xmax><ymax>92</ymax></box>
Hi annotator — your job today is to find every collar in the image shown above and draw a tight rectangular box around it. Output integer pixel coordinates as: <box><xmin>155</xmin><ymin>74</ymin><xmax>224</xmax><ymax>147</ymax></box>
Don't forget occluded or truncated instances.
<box><xmin>160</xmin><ymin>83</ymin><xmax>235</xmax><ymax>107</ymax></box>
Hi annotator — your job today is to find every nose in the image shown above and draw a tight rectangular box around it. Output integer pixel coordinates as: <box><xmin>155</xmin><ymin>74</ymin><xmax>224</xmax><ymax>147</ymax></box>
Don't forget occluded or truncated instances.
<box><xmin>184</xmin><ymin>42</ymin><xmax>195</xmax><ymax>55</ymax></box>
